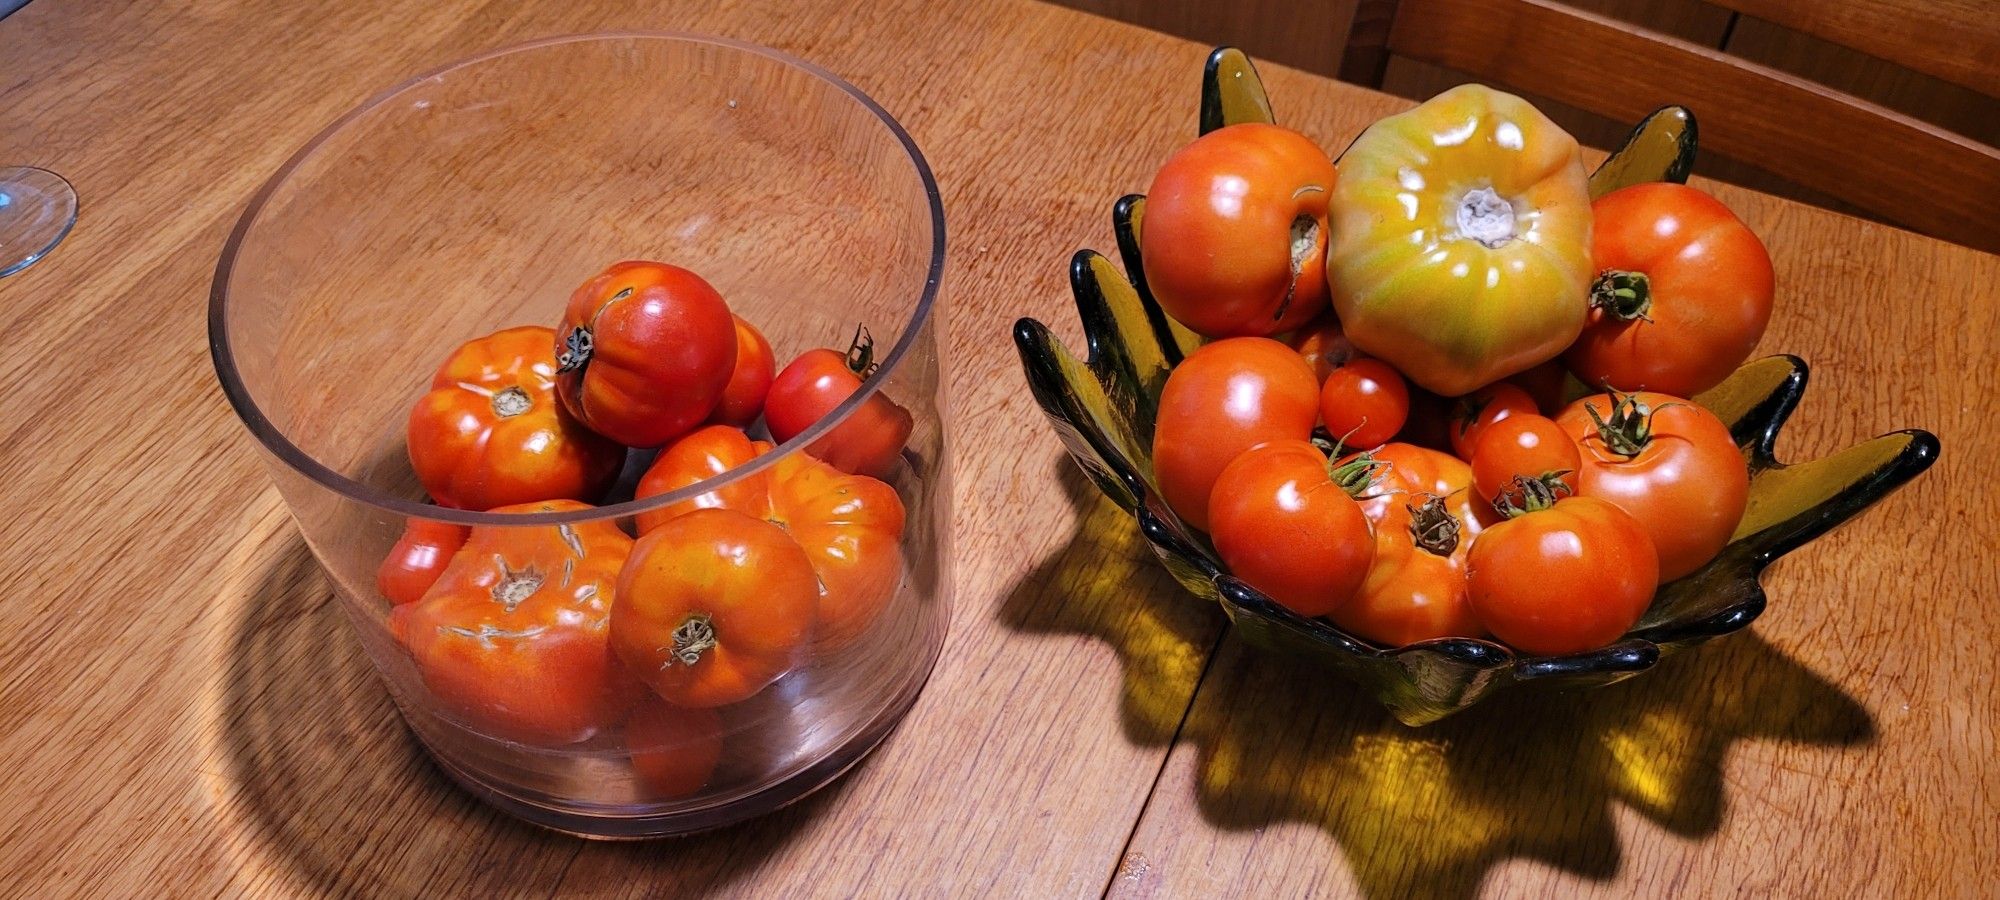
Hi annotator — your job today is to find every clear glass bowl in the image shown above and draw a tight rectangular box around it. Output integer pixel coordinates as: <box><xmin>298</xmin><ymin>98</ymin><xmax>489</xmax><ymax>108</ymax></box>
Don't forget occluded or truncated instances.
<box><xmin>209</xmin><ymin>34</ymin><xmax>948</xmax><ymax>837</ymax></box>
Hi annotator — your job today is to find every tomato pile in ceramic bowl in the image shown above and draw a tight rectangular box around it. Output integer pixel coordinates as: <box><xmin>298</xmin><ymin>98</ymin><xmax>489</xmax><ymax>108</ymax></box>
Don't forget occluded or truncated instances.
<box><xmin>212</xmin><ymin>34</ymin><xmax>948</xmax><ymax>836</ymax></box>
<box><xmin>1014</xmin><ymin>48</ymin><xmax>1936</xmax><ymax>724</ymax></box>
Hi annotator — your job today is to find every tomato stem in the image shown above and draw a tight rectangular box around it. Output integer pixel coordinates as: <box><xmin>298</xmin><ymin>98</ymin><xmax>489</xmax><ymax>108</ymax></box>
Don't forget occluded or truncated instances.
<box><xmin>669</xmin><ymin>614</ymin><xmax>718</xmax><ymax>667</ymax></box>
<box><xmin>1583</xmin><ymin>389</ymin><xmax>1674</xmax><ymax>458</ymax></box>
<box><xmin>1493</xmin><ymin>473</ymin><xmax>1572</xmax><ymax>518</ymax></box>
<box><xmin>1327</xmin><ymin>449</ymin><xmax>1388</xmax><ymax>500</ymax></box>
<box><xmin>1406</xmin><ymin>495</ymin><xmax>1460</xmax><ymax>556</ymax></box>
<box><xmin>845</xmin><ymin>324</ymin><xmax>879</xmax><ymax>377</ymax></box>
<box><xmin>1590</xmin><ymin>270</ymin><xmax>1653</xmax><ymax>322</ymax></box>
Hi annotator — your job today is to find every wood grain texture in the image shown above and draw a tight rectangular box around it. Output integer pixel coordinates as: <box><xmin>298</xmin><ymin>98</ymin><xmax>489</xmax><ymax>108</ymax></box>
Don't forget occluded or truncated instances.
<box><xmin>1703</xmin><ymin>0</ymin><xmax>2000</xmax><ymax>97</ymax></box>
<box><xmin>1385</xmin><ymin>0</ymin><xmax>2000</xmax><ymax>253</ymax></box>
<box><xmin>1045</xmin><ymin>0</ymin><xmax>1358</xmax><ymax>76</ymax></box>
<box><xmin>0</xmin><ymin>0</ymin><xmax>1995</xmax><ymax>897</ymax></box>
<box><xmin>1725</xmin><ymin>14</ymin><xmax>2000</xmax><ymax>148</ymax></box>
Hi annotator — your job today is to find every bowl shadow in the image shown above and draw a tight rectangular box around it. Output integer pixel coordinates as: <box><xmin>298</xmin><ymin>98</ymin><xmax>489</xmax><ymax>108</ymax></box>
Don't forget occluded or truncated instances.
<box><xmin>217</xmin><ymin>530</ymin><xmax>852</xmax><ymax>894</ymax></box>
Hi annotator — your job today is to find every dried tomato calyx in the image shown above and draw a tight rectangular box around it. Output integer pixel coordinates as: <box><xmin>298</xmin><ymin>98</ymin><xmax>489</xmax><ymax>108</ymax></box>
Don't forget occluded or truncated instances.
<box><xmin>1591</xmin><ymin>270</ymin><xmax>1654</xmax><ymax>322</ymax></box>
<box><xmin>668</xmin><ymin>614</ymin><xmax>718</xmax><ymax>667</ymax></box>
<box><xmin>1406</xmin><ymin>495</ymin><xmax>1461</xmax><ymax>556</ymax></box>
<box><xmin>489</xmin><ymin>560</ymin><xmax>545</xmax><ymax>612</ymax></box>
<box><xmin>1494</xmin><ymin>473</ymin><xmax>1573</xmax><ymax>518</ymax></box>
<box><xmin>490</xmin><ymin>386</ymin><xmax>533</xmax><ymax>418</ymax></box>
<box><xmin>1455</xmin><ymin>186</ymin><xmax>1517</xmax><ymax>249</ymax></box>
<box><xmin>555</xmin><ymin>326</ymin><xmax>594</xmax><ymax>374</ymax></box>
<box><xmin>844</xmin><ymin>324</ymin><xmax>879</xmax><ymax>377</ymax></box>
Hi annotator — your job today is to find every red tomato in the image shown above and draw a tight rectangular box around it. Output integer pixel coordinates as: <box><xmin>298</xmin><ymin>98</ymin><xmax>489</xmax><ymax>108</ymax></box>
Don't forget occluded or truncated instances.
<box><xmin>388</xmin><ymin>500</ymin><xmax>642</xmax><ymax>746</ymax></box>
<box><xmin>1208</xmin><ymin>440</ymin><xmax>1374</xmax><ymax>617</ymax></box>
<box><xmin>1142</xmin><ymin>123</ymin><xmax>1339</xmax><ymax>337</ymax></box>
<box><xmin>1320</xmin><ymin>357</ymin><xmax>1410</xmax><ymax>449</ymax></box>
<box><xmin>709</xmin><ymin>315</ymin><xmax>776</xmax><ymax>428</ymax></box>
<box><xmin>1566</xmin><ymin>183</ymin><xmax>1775</xmax><ymax>397</ymax></box>
<box><xmin>1469</xmin><ymin>414</ymin><xmax>1581</xmax><ymax>514</ymax></box>
<box><xmin>1467</xmin><ymin>494</ymin><xmax>1657</xmax><ymax>655</ymax></box>
<box><xmin>1285</xmin><ymin>312</ymin><xmax>1353</xmax><ymax>384</ymax></box>
<box><xmin>1446</xmin><ymin>382</ymin><xmax>1537</xmax><ymax>460</ymax></box>
<box><xmin>1334</xmin><ymin>495</ymin><xmax>1483</xmax><ymax>646</ymax></box>
<box><xmin>1556</xmin><ymin>391</ymin><xmax>1748</xmax><ymax>581</ymax></box>
<box><xmin>765</xmin><ymin>327</ymin><xmax>914</xmax><ymax>479</ymax></box>
<box><xmin>636</xmin><ymin>425</ymin><xmax>907</xmax><ymax>648</ymax></box>
<box><xmin>1342</xmin><ymin>442</ymin><xmax>1489</xmax><ymax>539</ymax></box>
<box><xmin>555</xmin><ymin>261</ymin><xmax>738</xmax><ymax>447</ymax></box>
<box><xmin>376</xmin><ymin>518</ymin><xmax>468</xmax><ymax>606</ymax></box>
<box><xmin>406</xmin><ymin>326</ymin><xmax>624</xmax><ymax>510</ymax></box>
<box><xmin>1152</xmin><ymin>337</ymin><xmax>1320</xmax><ymax>532</ymax></box>
<box><xmin>612</xmin><ymin>508</ymin><xmax>818</xmax><ymax>707</ymax></box>
<box><xmin>624</xmin><ymin>699</ymin><xmax>724</xmax><ymax>800</ymax></box>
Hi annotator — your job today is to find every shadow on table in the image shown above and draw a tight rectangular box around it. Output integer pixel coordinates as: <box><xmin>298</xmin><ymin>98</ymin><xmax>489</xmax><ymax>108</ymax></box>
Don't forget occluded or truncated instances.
<box><xmin>996</xmin><ymin>456</ymin><xmax>1226</xmax><ymax>746</ymax></box>
<box><xmin>1002</xmin><ymin>460</ymin><xmax>1872</xmax><ymax>898</ymax></box>
<box><xmin>219</xmin><ymin>533</ymin><xmax>846</xmax><ymax>895</ymax></box>
<box><xmin>1183</xmin><ymin>627</ymin><xmax>1871</xmax><ymax>898</ymax></box>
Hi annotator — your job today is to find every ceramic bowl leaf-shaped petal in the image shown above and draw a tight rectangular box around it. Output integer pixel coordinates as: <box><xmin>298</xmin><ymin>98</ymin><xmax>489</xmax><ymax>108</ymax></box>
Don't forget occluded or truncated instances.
<box><xmin>1012</xmin><ymin>48</ymin><xmax>1938</xmax><ymax>725</ymax></box>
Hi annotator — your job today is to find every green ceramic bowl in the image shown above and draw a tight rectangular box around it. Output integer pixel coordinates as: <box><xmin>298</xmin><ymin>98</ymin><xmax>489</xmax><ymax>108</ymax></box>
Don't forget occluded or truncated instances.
<box><xmin>1012</xmin><ymin>48</ymin><xmax>1938</xmax><ymax>726</ymax></box>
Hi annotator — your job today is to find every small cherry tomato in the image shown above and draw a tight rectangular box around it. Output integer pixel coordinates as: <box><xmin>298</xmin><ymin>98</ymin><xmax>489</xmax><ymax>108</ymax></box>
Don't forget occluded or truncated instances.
<box><xmin>555</xmin><ymin>261</ymin><xmax>738</xmax><ymax>447</ymax></box>
<box><xmin>1557</xmin><ymin>390</ymin><xmax>1748</xmax><ymax>582</ymax></box>
<box><xmin>1142</xmin><ymin>123</ymin><xmax>1339</xmax><ymax>337</ymax></box>
<box><xmin>624</xmin><ymin>699</ymin><xmax>724</xmax><ymax>800</ymax></box>
<box><xmin>1467</xmin><ymin>492</ymin><xmax>1658</xmax><ymax>656</ymax></box>
<box><xmin>708</xmin><ymin>315</ymin><xmax>776</xmax><ymax>428</ymax></box>
<box><xmin>1567</xmin><ymin>183</ymin><xmax>1774</xmax><ymax>397</ymax></box>
<box><xmin>1333</xmin><ymin>495</ymin><xmax>1483</xmax><ymax>646</ymax></box>
<box><xmin>407</xmin><ymin>326</ymin><xmax>625</xmax><ymax>510</ymax></box>
<box><xmin>765</xmin><ymin>327</ymin><xmax>914</xmax><ymax>479</ymax></box>
<box><xmin>1208</xmin><ymin>440</ymin><xmax>1375</xmax><ymax>617</ymax></box>
<box><xmin>1153</xmin><ymin>336</ymin><xmax>1320</xmax><ymax>532</ymax></box>
<box><xmin>1470</xmin><ymin>414</ymin><xmax>1581</xmax><ymax>514</ymax></box>
<box><xmin>636</xmin><ymin>425</ymin><xmax>907</xmax><ymax>648</ymax></box>
<box><xmin>1320</xmin><ymin>357</ymin><xmax>1410</xmax><ymax>449</ymax></box>
<box><xmin>1446</xmin><ymin>382</ymin><xmax>1537</xmax><ymax>461</ymax></box>
<box><xmin>388</xmin><ymin>500</ymin><xmax>642</xmax><ymax>746</ymax></box>
<box><xmin>1285</xmin><ymin>312</ymin><xmax>1354</xmax><ymax>383</ymax></box>
<box><xmin>612</xmin><ymin>508</ymin><xmax>818</xmax><ymax>707</ymax></box>
<box><xmin>376</xmin><ymin>518</ymin><xmax>468</xmax><ymax>606</ymax></box>
<box><xmin>1341</xmin><ymin>442</ymin><xmax>1489</xmax><ymax>539</ymax></box>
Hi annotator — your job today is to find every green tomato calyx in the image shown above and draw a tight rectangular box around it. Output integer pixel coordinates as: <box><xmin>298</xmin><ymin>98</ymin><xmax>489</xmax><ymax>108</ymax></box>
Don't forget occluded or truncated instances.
<box><xmin>1494</xmin><ymin>473</ymin><xmax>1572</xmax><ymax>518</ymax></box>
<box><xmin>1591</xmin><ymin>270</ymin><xmax>1654</xmax><ymax>322</ymax></box>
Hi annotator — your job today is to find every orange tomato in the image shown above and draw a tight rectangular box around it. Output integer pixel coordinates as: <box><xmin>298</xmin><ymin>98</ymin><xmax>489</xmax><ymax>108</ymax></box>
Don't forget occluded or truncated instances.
<box><xmin>555</xmin><ymin>261</ymin><xmax>738</xmax><ymax>447</ymax></box>
<box><xmin>765</xmin><ymin>328</ymin><xmax>913</xmax><ymax>479</ymax></box>
<box><xmin>1469</xmin><ymin>414</ymin><xmax>1581</xmax><ymax>514</ymax></box>
<box><xmin>1343</xmin><ymin>442</ymin><xmax>1489</xmax><ymax>538</ymax></box>
<box><xmin>1208</xmin><ymin>440</ymin><xmax>1375</xmax><ymax>617</ymax></box>
<box><xmin>1467</xmin><ymin>495</ymin><xmax>1657</xmax><ymax>655</ymax></box>
<box><xmin>635</xmin><ymin>426</ymin><xmax>907</xmax><ymax>647</ymax></box>
<box><xmin>1556</xmin><ymin>391</ymin><xmax>1747</xmax><ymax>582</ymax></box>
<box><xmin>1334</xmin><ymin>495</ymin><xmax>1484</xmax><ymax>646</ymax></box>
<box><xmin>1446</xmin><ymin>382</ymin><xmax>1537</xmax><ymax>461</ymax></box>
<box><xmin>405</xmin><ymin>326</ymin><xmax>623</xmax><ymax>510</ymax></box>
<box><xmin>1152</xmin><ymin>337</ymin><xmax>1319</xmax><ymax>532</ymax></box>
<box><xmin>1142</xmin><ymin>123</ymin><xmax>1339</xmax><ymax>337</ymax></box>
<box><xmin>1284</xmin><ymin>312</ymin><xmax>1354</xmax><ymax>384</ymax></box>
<box><xmin>376</xmin><ymin>518</ymin><xmax>468</xmax><ymax>606</ymax></box>
<box><xmin>612</xmin><ymin>508</ymin><xmax>818</xmax><ymax>707</ymax></box>
<box><xmin>388</xmin><ymin>500</ymin><xmax>640</xmax><ymax>746</ymax></box>
<box><xmin>709</xmin><ymin>315</ymin><xmax>776</xmax><ymax>428</ymax></box>
<box><xmin>624</xmin><ymin>699</ymin><xmax>724</xmax><ymax>800</ymax></box>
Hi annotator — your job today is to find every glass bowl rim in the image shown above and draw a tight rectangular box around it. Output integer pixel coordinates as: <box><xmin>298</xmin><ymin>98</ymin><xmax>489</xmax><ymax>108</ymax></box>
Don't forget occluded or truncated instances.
<box><xmin>207</xmin><ymin>31</ymin><xmax>947</xmax><ymax>527</ymax></box>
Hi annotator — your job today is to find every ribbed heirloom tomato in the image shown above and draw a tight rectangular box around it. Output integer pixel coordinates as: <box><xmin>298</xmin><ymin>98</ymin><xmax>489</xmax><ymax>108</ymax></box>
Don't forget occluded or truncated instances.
<box><xmin>1557</xmin><ymin>391</ymin><xmax>1748</xmax><ymax>582</ymax></box>
<box><xmin>612</xmin><ymin>507</ymin><xmax>819</xmax><ymax>708</ymax></box>
<box><xmin>1330</xmin><ymin>85</ymin><xmax>1594</xmax><ymax>396</ymax></box>
<box><xmin>406</xmin><ymin>326</ymin><xmax>624</xmax><ymax>510</ymax></box>
<box><xmin>376</xmin><ymin>518</ymin><xmax>468</xmax><ymax>606</ymax></box>
<box><xmin>388</xmin><ymin>500</ymin><xmax>641</xmax><ymax>746</ymax></box>
<box><xmin>1141</xmin><ymin>123</ymin><xmax>1339</xmax><ymax>337</ymax></box>
<box><xmin>766</xmin><ymin>327</ymin><xmax>914</xmax><ymax>479</ymax></box>
<box><xmin>1152</xmin><ymin>336</ymin><xmax>1320</xmax><ymax>531</ymax></box>
<box><xmin>1208</xmin><ymin>439</ymin><xmax>1375</xmax><ymax>617</ymax></box>
<box><xmin>1334</xmin><ymin>494</ymin><xmax>1484</xmax><ymax>646</ymax></box>
<box><xmin>1467</xmin><ymin>491</ymin><xmax>1657</xmax><ymax>656</ymax></box>
<box><xmin>1567</xmin><ymin>183</ymin><xmax>1774</xmax><ymax>397</ymax></box>
<box><xmin>1342</xmin><ymin>442</ymin><xmax>1490</xmax><ymax>537</ymax></box>
<box><xmin>635</xmin><ymin>425</ymin><xmax>906</xmax><ymax>647</ymax></box>
<box><xmin>554</xmin><ymin>260</ymin><xmax>738</xmax><ymax>448</ymax></box>
<box><xmin>709</xmin><ymin>315</ymin><xmax>776</xmax><ymax>428</ymax></box>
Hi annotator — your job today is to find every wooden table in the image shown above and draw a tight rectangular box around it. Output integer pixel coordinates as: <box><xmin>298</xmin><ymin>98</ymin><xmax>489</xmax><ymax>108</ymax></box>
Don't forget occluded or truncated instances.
<box><xmin>2</xmin><ymin>0</ymin><xmax>1993</xmax><ymax>896</ymax></box>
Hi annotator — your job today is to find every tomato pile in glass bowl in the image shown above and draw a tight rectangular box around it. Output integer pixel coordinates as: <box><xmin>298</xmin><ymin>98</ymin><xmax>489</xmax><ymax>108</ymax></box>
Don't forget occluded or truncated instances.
<box><xmin>210</xmin><ymin>34</ymin><xmax>948</xmax><ymax>837</ymax></box>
